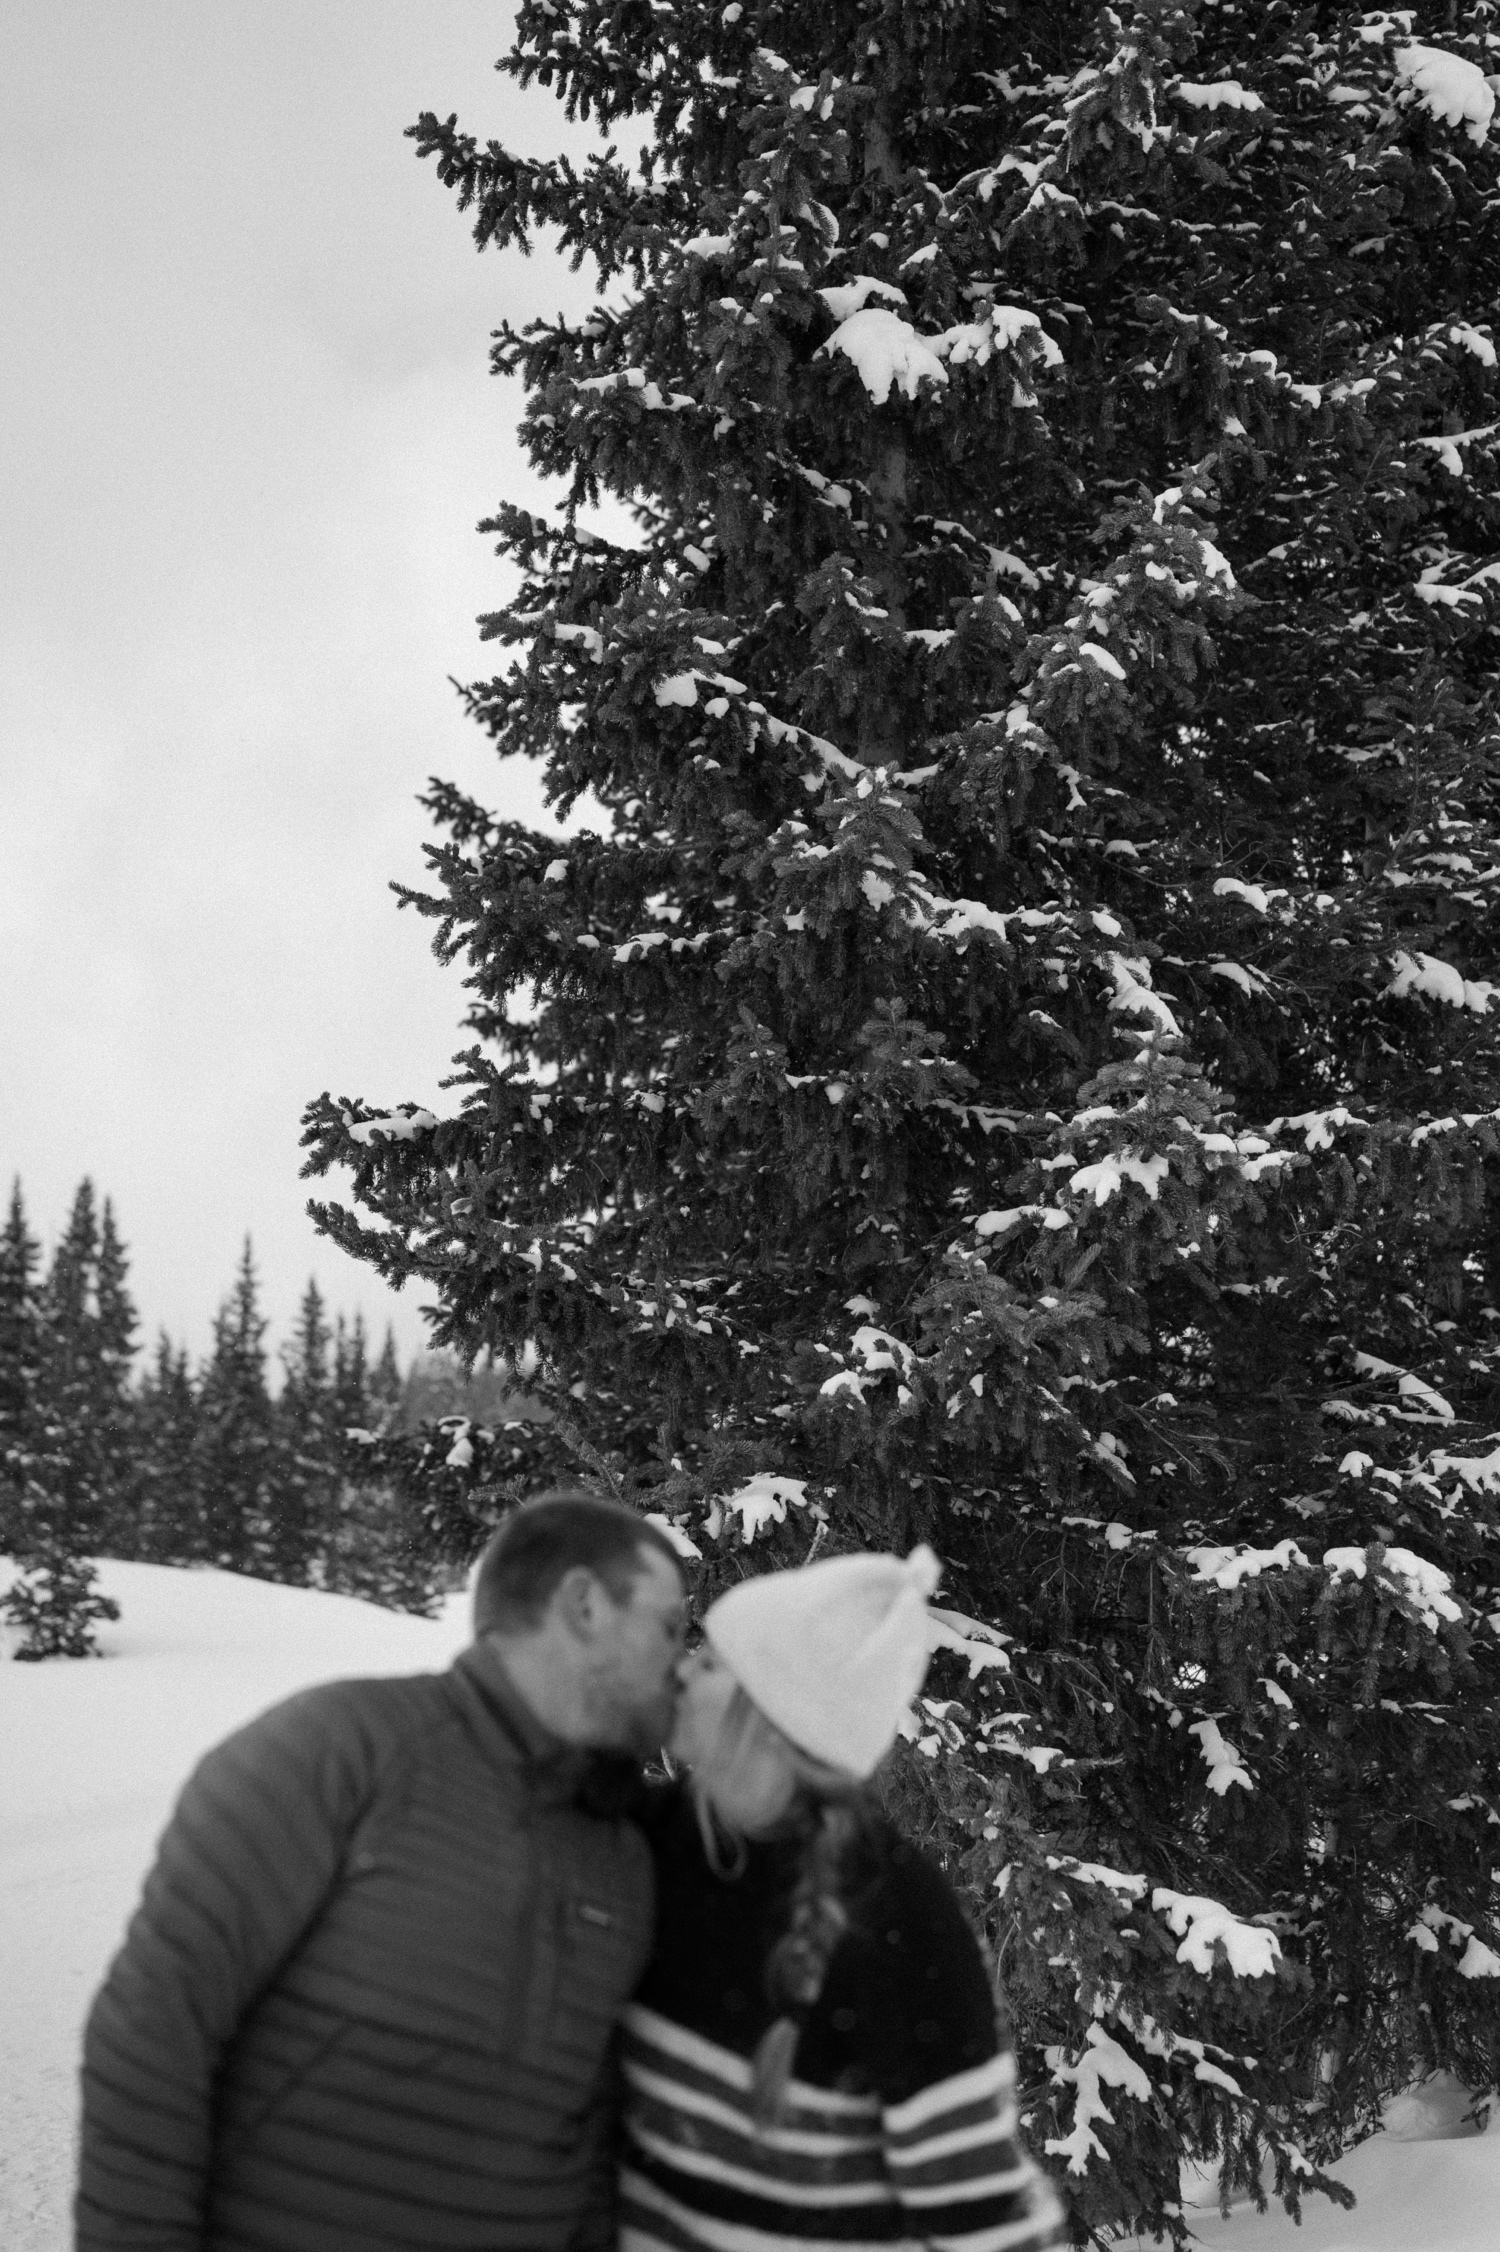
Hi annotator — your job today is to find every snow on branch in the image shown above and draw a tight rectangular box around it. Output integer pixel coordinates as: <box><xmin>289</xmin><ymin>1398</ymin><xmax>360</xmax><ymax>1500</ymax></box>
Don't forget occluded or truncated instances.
<box><xmin>1386</xmin><ymin>950</ymin><xmax>1499</xmax><ymax>1013</ymax></box>
<box><xmin>940</xmin><ymin>303</ymin><xmax>1066</xmax><ymax>376</ymax></box>
<box><xmin>1446</xmin><ymin>323</ymin><xmax>1497</xmax><ymax>368</ymax></box>
<box><xmin>1152</xmin><ymin>1890</ymin><xmax>1280</xmax><ymax>1978</ymax></box>
<box><xmin>1430</xmin><ymin>1442</ymin><xmax>1500</xmax><ymax>1492</ymax></box>
<box><xmin>1070</xmin><ymin>1149</ymin><xmax>1170</xmax><ymax>1204</ymax></box>
<box><xmin>654</xmin><ymin>672</ymin><xmax>701</xmax><ymax>707</ymax></box>
<box><xmin>1351</xmin><ymin>1348</ymin><xmax>1454</xmax><ymax>1425</ymax></box>
<box><xmin>1173</xmin><ymin>80</ymin><xmax>1265</xmax><ymax>113</ymax></box>
<box><xmin>1213</xmin><ymin>875</ymin><xmax>1288</xmax><ymax>915</ymax></box>
<box><xmin>1189</xmin><ymin>1717</ymin><xmax>1254</xmax><ymax>1795</ymax></box>
<box><xmin>573</xmin><ymin>366</ymin><xmax>695</xmax><ymax>411</ymax></box>
<box><xmin>553</xmin><ymin>621</ymin><xmax>604</xmax><ymax>661</ymax></box>
<box><xmin>817</xmin><ymin>302</ymin><xmax>1063</xmax><ymax>406</ymax></box>
<box><xmin>1408</xmin><ymin>1904</ymin><xmax>1500</xmax><ymax>1977</ymax></box>
<box><xmin>975</xmin><ymin>1203</ymin><xmax>1074</xmax><ymax>1239</ymax></box>
<box><xmin>1045</xmin><ymin>2024</ymin><xmax>1152</xmax><ymax>2174</ymax></box>
<box><xmin>1044</xmin><ymin>1856</ymin><xmax>1148</xmax><ymax>1900</ymax></box>
<box><xmin>643</xmin><ymin>1511</ymin><xmax>703</xmax><ymax>1560</ymax></box>
<box><xmin>1207</xmin><ymin>959</ymin><xmax>1275</xmax><ymax>998</ymax></box>
<box><xmin>1324</xmin><ymin>1545</ymin><xmax>1462</xmax><ymax>1629</ymax></box>
<box><xmin>717</xmin><ymin>1472</ymin><xmax>811</xmax><ymax>1541</ymax></box>
<box><xmin>817</xmin><ymin>308</ymin><xmax>949</xmax><ymax>403</ymax></box>
<box><xmin>1105</xmin><ymin>953</ymin><xmax>1181</xmax><ymax>1036</ymax></box>
<box><xmin>927</xmin><ymin>1604</ymin><xmax>1012</xmax><ymax>1677</ymax></box>
<box><xmin>1121</xmin><ymin>2009</ymin><xmax>1251</xmax><ymax>2094</ymax></box>
<box><xmin>1149</xmin><ymin>487</ymin><xmax>1235</xmax><ymax>583</ymax></box>
<box><xmin>342</xmin><ymin>1107</ymin><xmax>438</xmax><ymax>1145</ymax></box>
<box><xmin>1393</xmin><ymin>44</ymin><xmax>1494</xmax><ymax>144</ymax></box>
<box><xmin>1265</xmin><ymin>1105</ymin><xmax>1368</xmax><ymax>1150</ymax></box>
<box><xmin>1184</xmin><ymin>1522</ymin><xmax>1464</xmax><ymax>1633</ymax></box>
<box><xmin>817</xmin><ymin>1322</ymin><xmax>919</xmax><ymax>1403</ymax></box>
<box><xmin>1411</xmin><ymin>421</ymin><xmax>1500</xmax><ymax>479</ymax></box>
<box><xmin>1186</xmin><ymin>1537</ymin><xmax>1309</xmax><ymax>1589</ymax></box>
<box><xmin>816</xmin><ymin>274</ymin><xmax>909</xmax><ymax>322</ymax></box>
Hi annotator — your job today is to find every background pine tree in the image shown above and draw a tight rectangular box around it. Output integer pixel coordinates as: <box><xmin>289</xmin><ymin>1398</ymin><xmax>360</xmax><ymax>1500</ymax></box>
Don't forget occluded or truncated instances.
<box><xmin>331</xmin><ymin>1309</ymin><xmax>370</xmax><ymax>1442</ymax></box>
<box><xmin>194</xmin><ymin>1240</ymin><xmax>277</xmax><ymax>1576</ymax></box>
<box><xmin>133</xmin><ymin>1333</ymin><xmax>202</xmax><ymax>1563</ymax></box>
<box><xmin>313</xmin><ymin>1317</ymin><xmax>446</xmax><ymax>1614</ymax></box>
<box><xmin>273</xmin><ymin>1277</ymin><xmax>336</xmax><ymax>1585</ymax></box>
<box><xmin>0</xmin><ymin>1181</ymin><xmax>45</xmax><ymax>1559</ymax></box>
<box><xmin>39</xmin><ymin>1180</ymin><xmax>110</xmax><ymax>1552</ymax></box>
<box><xmin>283</xmin><ymin>1</ymin><xmax>1500</xmax><ymax>2230</ymax></box>
<box><xmin>370</xmin><ymin>1324</ymin><xmax>404</xmax><ymax>1426</ymax></box>
<box><xmin>93</xmin><ymin>1198</ymin><xmax>142</xmax><ymax>1551</ymax></box>
<box><xmin>1</xmin><ymin>1180</ymin><xmax>121</xmax><ymax>1655</ymax></box>
<box><xmin>5</xmin><ymin>1182</ymin><xmax>442</xmax><ymax>1617</ymax></box>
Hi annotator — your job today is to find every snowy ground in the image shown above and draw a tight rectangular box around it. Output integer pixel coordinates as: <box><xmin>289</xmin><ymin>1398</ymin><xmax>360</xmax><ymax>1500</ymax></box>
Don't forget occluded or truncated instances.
<box><xmin>0</xmin><ymin>1559</ymin><xmax>471</xmax><ymax>2249</ymax></box>
<box><xmin>2</xmin><ymin>1559</ymin><xmax>1494</xmax><ymax>2251</ymax></box>
<box><xmin>1120</xmin><ymin>2074</ymin><xmax>1498</xmax><ymax>2252</ymax></box>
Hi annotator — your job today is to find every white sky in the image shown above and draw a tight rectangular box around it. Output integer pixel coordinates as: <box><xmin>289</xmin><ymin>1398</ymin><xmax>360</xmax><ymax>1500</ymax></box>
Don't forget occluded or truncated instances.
<box><xmin>2</xmin><ymin>2</ymin><xmax>615</xmax><ymax>1375</ymax></box>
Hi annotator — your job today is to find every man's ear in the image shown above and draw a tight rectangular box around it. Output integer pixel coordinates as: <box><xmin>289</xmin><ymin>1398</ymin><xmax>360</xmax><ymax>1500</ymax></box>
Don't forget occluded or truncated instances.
<box><xmin>551</xmin><ymin>1565</ymin><xmax>604</xmax><ymax>1642</ymax></box>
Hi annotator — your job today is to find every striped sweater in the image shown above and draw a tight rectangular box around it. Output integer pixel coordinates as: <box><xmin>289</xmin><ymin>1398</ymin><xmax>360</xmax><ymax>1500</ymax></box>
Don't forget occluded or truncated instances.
<box><xmin>621</xmin><ymin>1789</ymin><xmax>1066</xmax><ymax>2252</ymax></box>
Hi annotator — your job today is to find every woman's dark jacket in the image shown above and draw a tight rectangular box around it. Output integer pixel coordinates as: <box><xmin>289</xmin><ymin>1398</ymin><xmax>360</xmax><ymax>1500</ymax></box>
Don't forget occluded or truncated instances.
<box><xmin>618</xmin><ymin>1784</ymin><xmax>1066</xmax><ymax>2252</ymax></box>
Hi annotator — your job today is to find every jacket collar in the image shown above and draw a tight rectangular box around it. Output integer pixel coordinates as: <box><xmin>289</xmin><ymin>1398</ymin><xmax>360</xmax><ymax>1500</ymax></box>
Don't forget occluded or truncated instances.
<box><xmin>448</xmin><ymin>1637</ymin><xmax>587</xmax><ymax>1794</ymax></box>
<box><xmin>446</xmin><ymin>1638</ymin><xmax>647</xmax><ymax>1816</ymax></box>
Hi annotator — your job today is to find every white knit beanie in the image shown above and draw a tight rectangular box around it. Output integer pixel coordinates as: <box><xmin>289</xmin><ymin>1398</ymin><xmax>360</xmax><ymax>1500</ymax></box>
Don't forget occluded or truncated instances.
<box><xmin>703</xmin><ymin>1543</ymin><xmax>942</xmax><ymax>1779</ymax></box>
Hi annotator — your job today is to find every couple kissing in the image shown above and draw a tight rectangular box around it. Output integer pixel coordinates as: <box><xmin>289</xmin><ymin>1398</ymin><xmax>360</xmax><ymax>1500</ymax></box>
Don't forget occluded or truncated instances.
<box><xmin>77</xmin><ymin>1489</ymin><xmax>1065</xmax><ymax>2252</ymax></box>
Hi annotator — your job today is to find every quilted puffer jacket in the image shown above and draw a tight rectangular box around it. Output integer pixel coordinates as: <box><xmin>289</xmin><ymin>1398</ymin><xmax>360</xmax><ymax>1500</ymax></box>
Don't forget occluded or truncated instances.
<box><xmin>76</xmin><ymin>1639</ymin><xmax>653</xmax><ymax>2251</ymax></box>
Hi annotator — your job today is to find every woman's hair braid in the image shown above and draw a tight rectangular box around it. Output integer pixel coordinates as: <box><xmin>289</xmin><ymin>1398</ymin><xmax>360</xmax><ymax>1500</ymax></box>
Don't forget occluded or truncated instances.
<box><xmin>751</xmin><ymin>1801</ymin><xmax>859</xmax><ymax>2126</ymax></box>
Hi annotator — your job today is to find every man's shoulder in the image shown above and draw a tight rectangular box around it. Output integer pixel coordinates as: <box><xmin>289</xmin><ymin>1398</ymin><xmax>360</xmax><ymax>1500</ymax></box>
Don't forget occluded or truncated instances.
<box><xmin>212</xmin><ymin>1666</ymin><xmax>460</xmax><ymax>1782</ymax></box>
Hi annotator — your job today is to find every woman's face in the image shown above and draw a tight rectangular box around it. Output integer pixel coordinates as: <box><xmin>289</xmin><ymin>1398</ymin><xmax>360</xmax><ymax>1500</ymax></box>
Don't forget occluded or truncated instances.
<box><xmin>669</xmin><ymin>1641</ymin><xmax>740</xmax><ymax>1765</ymax></box>
<box><xmin>671</xmin><ymin>1642</ymin><xmax>800</xmax><ymax>1832</ymax></box>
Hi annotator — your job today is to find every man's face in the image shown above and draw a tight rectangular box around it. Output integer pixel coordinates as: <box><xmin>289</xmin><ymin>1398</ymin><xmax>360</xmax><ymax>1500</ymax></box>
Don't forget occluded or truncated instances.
<box><xmin>585</xmin><ymin>1547</ymin><xmax>688</xmax><ymax>1755</ymax></box>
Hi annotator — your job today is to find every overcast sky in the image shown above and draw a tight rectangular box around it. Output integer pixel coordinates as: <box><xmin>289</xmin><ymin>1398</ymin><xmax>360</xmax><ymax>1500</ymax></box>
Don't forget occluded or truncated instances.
<box><xmin>2</xmin><ymin>3</ymin><xmax>615</xmax><ymax>1376</ymax></box>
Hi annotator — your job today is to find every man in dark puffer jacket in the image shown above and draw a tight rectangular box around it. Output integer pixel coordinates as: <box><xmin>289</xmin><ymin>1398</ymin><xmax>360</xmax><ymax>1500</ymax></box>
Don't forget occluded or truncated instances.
<box><xmin>76</xmin><ymin>1492</ymin><xmax>688</xmax><ymax>2252</ymax></box>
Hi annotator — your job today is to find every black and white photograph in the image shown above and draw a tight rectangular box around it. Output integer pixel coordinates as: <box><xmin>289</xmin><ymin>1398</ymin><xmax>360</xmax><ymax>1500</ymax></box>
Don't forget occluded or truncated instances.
<box><xmin>4</xmin><ymin>5</ymin><xmax>1500</xmax><ymax>2248</ymax></box>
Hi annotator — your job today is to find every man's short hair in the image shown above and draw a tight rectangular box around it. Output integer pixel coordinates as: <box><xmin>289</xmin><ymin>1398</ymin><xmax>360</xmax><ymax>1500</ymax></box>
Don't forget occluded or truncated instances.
<box><xmin>472</xmin><ymin>1488</ymin><xmax>684</xmax><ymax>1637</ymax></box>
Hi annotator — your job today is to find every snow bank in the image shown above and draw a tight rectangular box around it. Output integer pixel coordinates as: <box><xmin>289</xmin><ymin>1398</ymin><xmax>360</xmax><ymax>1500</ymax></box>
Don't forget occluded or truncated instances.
<box><xmin>1120</xmin><ymin>2071</ymin><xmax>1499</xmax><ymax>2251</ymax></box>
<box><xmin>0</xmin><ymin>1560</ymin><xmax>470</xmax><ymax>2249</ymax></box>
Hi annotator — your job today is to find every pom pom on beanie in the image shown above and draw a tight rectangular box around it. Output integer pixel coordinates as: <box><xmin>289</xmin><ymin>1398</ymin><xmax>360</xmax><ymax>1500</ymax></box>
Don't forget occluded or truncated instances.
<box><xmin>703</xmin><ymin>1544</ymin><xmax>942</xmax><ymax>1779</ymax></box>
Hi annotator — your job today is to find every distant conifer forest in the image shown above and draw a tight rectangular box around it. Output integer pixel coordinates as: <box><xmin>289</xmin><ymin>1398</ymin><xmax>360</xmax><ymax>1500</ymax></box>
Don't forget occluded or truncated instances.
<box><xmin>0</xmin><ymin>1178</ymin><xmax>556</xmax><ymax>1657</ymax></box>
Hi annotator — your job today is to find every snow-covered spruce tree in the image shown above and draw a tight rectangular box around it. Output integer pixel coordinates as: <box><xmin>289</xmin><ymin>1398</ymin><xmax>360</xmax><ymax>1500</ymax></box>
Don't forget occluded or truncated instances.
<box><xmin>304</xmin><ymin>3</ymin><xmax>1500</xmax><ymax>2234</ymax></box>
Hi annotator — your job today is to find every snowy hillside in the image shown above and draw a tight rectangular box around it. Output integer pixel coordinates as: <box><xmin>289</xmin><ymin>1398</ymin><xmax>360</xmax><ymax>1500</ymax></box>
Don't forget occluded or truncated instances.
<box><xmin>0</xmin><ymin>1560</ymin><xmax>471</xmax><ymax>2250</ymax></box>
<box><xmin>2</xmin><ymin>1560</ymin><xmax>1494</xmax><ymax>2251</ymax></box>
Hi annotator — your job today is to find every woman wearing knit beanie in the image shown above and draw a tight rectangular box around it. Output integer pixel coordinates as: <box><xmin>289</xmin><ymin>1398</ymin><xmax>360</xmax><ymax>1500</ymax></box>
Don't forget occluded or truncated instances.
<box><xmin>619</xmin><ymin>1543</ymin><xmax>1066</xmax><ymax>2252</ymax></box>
